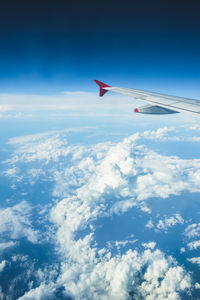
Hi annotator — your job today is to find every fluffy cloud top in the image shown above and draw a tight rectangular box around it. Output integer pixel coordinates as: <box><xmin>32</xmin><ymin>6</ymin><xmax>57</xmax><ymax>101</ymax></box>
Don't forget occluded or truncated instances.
<box><xmin>18</xmin><ymin>283</ymin><xmax>56</xmax><ymax>300</ymax></box>
<box><xmin>0</xmin><ymin>201</ymin><xmax>38</xmax><ymax>243</ymax></box>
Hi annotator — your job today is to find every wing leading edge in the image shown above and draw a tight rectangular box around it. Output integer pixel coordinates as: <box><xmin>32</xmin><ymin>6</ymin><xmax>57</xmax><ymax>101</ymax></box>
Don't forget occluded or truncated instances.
<box><xmin>94</xmin><ymin>80</ymin><xmax>200</xmax><ymax>116</ymax></box>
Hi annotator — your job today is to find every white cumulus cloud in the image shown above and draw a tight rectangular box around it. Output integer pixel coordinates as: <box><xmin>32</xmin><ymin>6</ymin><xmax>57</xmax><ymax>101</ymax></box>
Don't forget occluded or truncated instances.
<box><xmin>185</xmin><ymin>223</ymin><xmax>200</xmax><ymax>239</ymax></box>
<box><xmin>188</xmin><ymin>257</ymin><xmax>200</xmax><ymax>266</ymax></box>
<box><xmin>156</xmin><ymin>214</ymin><xmax>184</xmax><ymax>232</ymax></box>
<box><xmin>187</xmin><ymin>240</ymin><xmax>200</xmax><ymax>250</ymax></box>
<box><xmin>0</xmin><ymin>201</ymin><xmax>38</xmax><ymax>243</ymax></box>
<box><xmin>18</xmin><ymin>283</ymin><xmax>56</xmax><ymax>300</ymax></box>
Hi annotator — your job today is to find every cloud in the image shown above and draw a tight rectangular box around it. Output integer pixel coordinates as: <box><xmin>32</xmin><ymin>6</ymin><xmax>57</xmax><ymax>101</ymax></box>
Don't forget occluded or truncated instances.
<box><xmin>5</xmin><ymin>126</ymin><xmax>200</xmax><ymax>238</ymax></box>
<box><xmin>140</xmin><ymin>258</ymin><xmax>191</xmax><ymax>300</ymax></box>
<box><xmin>142</xmin><ymin>126</ymin><xmax>174</xmax><ymax>140</ymax></box>
<box><xmin>184</xmin><ymin>223</ymin><xmax>200</xmax><ymax>239</ymax></box>
<box><xmin>133</xmin><ymin>126</ymin><xmax>200</xmax><ymax>143</ymax></box>
<box><xmin>145</xmin><ymin>214</ymin><xmax>184</xmax><ymax>233</ymax></box>
<box><xmin>4</xmin><ymin>126</ymin><xmax>200</xmax><ymax>299</ymax></box>
<box><xmin>47</xmin><ymin>127</ymin><xmax>199</xmax><ymax>298</ymax></box>
<box><xmin>4</xmin><ymin>166</ymin><xmax>19</xmax><ymax>177</ymax></box>
<box><xmin>107</xmin><ymin>236</ymin><xmax>137</xmax><ymax>251</ymax></box>
<box><xmin>180</xmin><ymin>248</ymin><xmax>186</xmax><ymax>253</ymax></box>
<box><xmin>0</xmin><ymin>241</ymin><xmax>17</xmax><ymax>253</ymax></box>
<box><xmin>7</xmin><ymin>135</ymin><xmax>69</xmax><ymax>164</ymax></box>
<box><xmin>156</xmin><ymin>214</ymin><xmax>184</xmax><ymax>232</ymax></box>
<box><xmin>142</xmin><ymin>242</ymin><xmax>156</xmax><ymax>250</ymax></box>
<box><xmin>50</xmin><ymin>190</ymin><xmax>191</xmax><ymax>299</ymax></box>
<box><xmin>0</xmin><ymin>201</ymin><xmax>38</xmax><ymax>243</ymax></box>
<box><xmin>0</xmin><ymin>91</ymin><xmax>137</xmax><ymax>119</ymax></box>
<box><xmin>0</xmin><ymin>287</ymin><xmax>4</xmax><ymax>300</ymax></box>
<box><xmin>0</xmin><ymin>260</ymin><xmax>6</xmax><ymax>272</ymax></box>
<box><xmin>145</xmin><ymin>219</ymin><xmax>154</xmax><ymax>229</ymax></box>
<box><xmin>6</xmin><ymin>127</ymin><xmax>95</xmax><ymax>165</ymax></box>
<box><xmin>18</xmin><ymin>283</ymin><xmax>56</xmax><ymax>300</ymax></box>
<box><xmin>187</xmin><ymin>240</ymin><xmax>200</xmax><ymax>250</ymax></box>
<box><xmin>188</xmin><ymin>124</ymin><xmax>200</xmax><ymax>131</ymax></box>
<box><xmin>0</xmin><ymin>105</ymin><xmax>13</xmax><ymax>112</ymax></box>
<box><xmin>195</xmin><ymin>282</ymin><xmax>200</xmax><ymax>289</ymax></box>
<box><xmin>51</xmin><ymin>225</ymin><xmax>191</xmax><ymax>299</ymax></box>
<box><xmin>187</xmin><ymin>257</ymin><xmax>200</xmax><ymax>266</ymax></box>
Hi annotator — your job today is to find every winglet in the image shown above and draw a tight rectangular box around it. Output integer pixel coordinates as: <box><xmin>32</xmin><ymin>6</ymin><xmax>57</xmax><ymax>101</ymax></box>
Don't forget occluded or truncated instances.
<box><xmin>94</xmin><ymin>80</ymin><xmax>110</xmax><ymax>96</ymax></box>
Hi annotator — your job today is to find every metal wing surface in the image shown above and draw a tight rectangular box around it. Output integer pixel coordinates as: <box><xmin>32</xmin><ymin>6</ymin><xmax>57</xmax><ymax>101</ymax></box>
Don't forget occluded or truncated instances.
<box><xmin>94</xmin><ymin>80</ymin><xmax>200</xmax><ymax>116</ymax></box>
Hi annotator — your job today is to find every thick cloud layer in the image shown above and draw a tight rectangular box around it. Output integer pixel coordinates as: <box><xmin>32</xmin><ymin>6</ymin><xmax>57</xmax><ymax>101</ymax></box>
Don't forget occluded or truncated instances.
<box><xmin>3</xmin><ymin>125</ymin><xmax>200</xmax><ymax>299</ymax></box>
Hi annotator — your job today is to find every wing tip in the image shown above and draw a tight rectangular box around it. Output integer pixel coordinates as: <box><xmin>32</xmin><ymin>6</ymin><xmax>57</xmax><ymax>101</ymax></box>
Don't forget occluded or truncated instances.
<box><xmin>94</xmin><ymin>80</ymin><xmax>110</xmax><ymax>97</ymax></box>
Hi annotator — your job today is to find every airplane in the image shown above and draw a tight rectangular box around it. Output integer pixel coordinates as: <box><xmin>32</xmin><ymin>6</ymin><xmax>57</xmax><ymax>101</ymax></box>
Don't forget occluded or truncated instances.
<box><xmin>94</xmin><ymin>80</ymin><xmax>200</xmax><ymax>115</ymax></box>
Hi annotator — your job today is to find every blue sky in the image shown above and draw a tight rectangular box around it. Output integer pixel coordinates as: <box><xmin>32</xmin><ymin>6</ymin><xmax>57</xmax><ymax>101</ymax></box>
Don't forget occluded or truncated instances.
<box><xmin>0</xmin><ymin>0</ymin><xmax>200</xmax><ymax>96</ymax></box>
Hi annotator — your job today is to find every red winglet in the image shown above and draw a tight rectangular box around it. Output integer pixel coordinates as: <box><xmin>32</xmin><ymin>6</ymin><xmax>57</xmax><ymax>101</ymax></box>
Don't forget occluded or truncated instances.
<box><xmin>94</xmin><ymin>80</ymin><xmax>110</xmax><ymax>97</ymax></box>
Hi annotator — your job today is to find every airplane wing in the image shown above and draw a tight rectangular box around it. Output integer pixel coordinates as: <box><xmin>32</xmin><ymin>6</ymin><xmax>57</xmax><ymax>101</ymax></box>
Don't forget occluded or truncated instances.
<box><xmin>94</xmin><ymin>80</ymin><xmax>200</xmax><ymax>116</ymax></box>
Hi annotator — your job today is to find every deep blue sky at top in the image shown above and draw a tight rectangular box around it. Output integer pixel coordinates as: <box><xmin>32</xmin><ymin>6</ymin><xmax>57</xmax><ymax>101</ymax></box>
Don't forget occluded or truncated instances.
<box><xmin>0</xmin><ymin>0</ymin><xmax>200</xmax><ymax>95</ymax></box>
